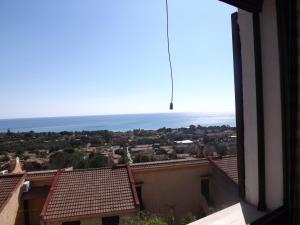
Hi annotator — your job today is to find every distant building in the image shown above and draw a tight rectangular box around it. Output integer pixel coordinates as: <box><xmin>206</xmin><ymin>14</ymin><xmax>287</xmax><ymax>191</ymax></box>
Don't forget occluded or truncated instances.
<box><xmin>175</xmin><ymin>140</ymin><xmax>194</xmax><ymax>145</ymax></box>
<box><xmin>130</xmin><ymin>145</ymin><xmax>154</xmax><ymax>158</ymax></box>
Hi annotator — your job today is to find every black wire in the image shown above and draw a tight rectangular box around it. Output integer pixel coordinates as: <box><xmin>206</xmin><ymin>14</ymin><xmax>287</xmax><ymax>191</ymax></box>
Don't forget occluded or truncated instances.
<box><xmin>165</xmin><ymin>0</ymin><xmax>174</xmax><ymax>109</ymax></box>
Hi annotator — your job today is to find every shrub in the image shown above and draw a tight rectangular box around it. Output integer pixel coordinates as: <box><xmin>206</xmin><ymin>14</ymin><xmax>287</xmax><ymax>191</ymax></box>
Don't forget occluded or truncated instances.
<box><xmin>180</xmin><ymin>213</ymin><xmax>196</xmax><ymax>225</ymax></box>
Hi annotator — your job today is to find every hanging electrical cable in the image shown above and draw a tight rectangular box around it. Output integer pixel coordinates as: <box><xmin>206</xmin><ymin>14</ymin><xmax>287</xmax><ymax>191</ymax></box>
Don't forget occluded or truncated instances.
<box><xmin>165</xmin><ymin>0</ymin><xmax>174</xmax><ymax>110</ymax></box>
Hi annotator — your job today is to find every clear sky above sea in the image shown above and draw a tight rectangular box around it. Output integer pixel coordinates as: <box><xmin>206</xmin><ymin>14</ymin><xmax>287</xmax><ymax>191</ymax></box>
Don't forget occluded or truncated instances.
<box><xmin>0</xmin><ymin>0</ymin><xmax>236</xmax><ymax>119</ymax></box>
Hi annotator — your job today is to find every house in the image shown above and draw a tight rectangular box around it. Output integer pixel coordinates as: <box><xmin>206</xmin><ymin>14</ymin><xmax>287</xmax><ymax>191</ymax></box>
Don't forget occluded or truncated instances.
<box><xmin>174</xmin><ymin>140</ymin><xmax>194</xmax><ymax>148</ymax></box>
<box><xmin>0</xmin><ymin>156</ymin><xmax>239</xmax><ymax>225</ymax></box>
<box><xmin>130</xmin><ymin>145</ymin><xmax>154</xmax><ymax>158</ymax></box>
<box><xmin>11</xmin><ymin>166</ymin><xmax>139</xmax><ymax>225</ymax></box>
<box><xmin>40</xmin><ymin>166</ymin><xmax>139</xmax><ymax>225</ymax></box>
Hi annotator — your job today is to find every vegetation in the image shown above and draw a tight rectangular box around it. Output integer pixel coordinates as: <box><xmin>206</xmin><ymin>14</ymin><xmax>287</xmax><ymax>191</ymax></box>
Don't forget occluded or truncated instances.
<box><xmin>121</xmin><ymin>211</ymin><xmax>197</xmax><ymax>225</ymax></box>
<box><xmin>180</xmin><ymin>213</ymin><xmax>197</xmax><ymax>225</ymax></box>
<box><xmin>87</xmin><ymin>151</ymin><xmax>107</xmax><ymax>168</ymax></box>
<box><xmin>121</xmin><ymin>212</ymin><xmax>168</xmax><ymax>225</ymax></box>
<box><xmin>205</xmin><ymin>142</ymin><xmax>228</xmax><ymax>156</ymax></box>
<box><xmin>133</xmin><ymin>154</ymin><xmax>152</xmax><ymax>163</ymax></box>
<box><xmin>0</xmin><ymin>125</ymin><xmax>236</xmax><ymax>171</ymax></box>
<box><xmin>121</xmin><ymin>217</ymin><xmax>168</xmax><ymax>225</ymax></box>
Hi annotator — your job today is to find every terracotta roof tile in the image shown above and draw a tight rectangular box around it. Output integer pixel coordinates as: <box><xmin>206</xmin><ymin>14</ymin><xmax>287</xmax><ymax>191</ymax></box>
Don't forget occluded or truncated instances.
<box><xmin>0</xmin><ymin>173</ymin><xmax>24</xmax><ymax>211</ymax></box>
<box><xmin>209</xmin><ymin>156</ymin><xmax>238</xmax><ymax>184</ymax></box>
<box><xmin>27</xmin><ymin>170</ymin><xmax>57</xmax><ymax>179</ymax></box>
<box><xmin>42</xmin><ymin>167</ymin><xmax>137</xmax><ymax>221</ymax></box>
<box><xmin>131</xmin><ymin>158</ymin><xmax>208</xmax><ymax>170</ymax></box>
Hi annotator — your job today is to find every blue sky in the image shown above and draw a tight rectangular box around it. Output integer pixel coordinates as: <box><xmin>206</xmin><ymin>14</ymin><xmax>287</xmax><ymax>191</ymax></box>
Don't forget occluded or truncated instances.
<box><xmin>0</xmin><ymin>0</ymin><xmax>236</xmax><ymax>119</ymax></box>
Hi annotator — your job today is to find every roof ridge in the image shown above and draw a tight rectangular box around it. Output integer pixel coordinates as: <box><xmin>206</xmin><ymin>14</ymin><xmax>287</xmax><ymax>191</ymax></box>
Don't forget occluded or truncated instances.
<box><xmin>27</xmin><ymin>170</ymin><xmax>57</xmax><ymax>174</ymax></box>
<box><xmin>0</xmin><ymin>172</ymin><xmax>25</xmax><ymax>178</ymax></box>
<box><xmin>126</xmin><ymin>165</ymin><xmax>140</xmax><ymax>208</ymax></box>
<box><xmin>40</xmin><ymin>169</ymin><xmax>62</xmax><ymax>219</ymax></box>
<box><xmin>132</xmin><ymin>158</ymin><xmax>206</xmax><ymax>166</ymax></box>
<box><xmin>61</xmin><ymin>165</ymin><xmax>127</xmax><ymax>173</ymax></box>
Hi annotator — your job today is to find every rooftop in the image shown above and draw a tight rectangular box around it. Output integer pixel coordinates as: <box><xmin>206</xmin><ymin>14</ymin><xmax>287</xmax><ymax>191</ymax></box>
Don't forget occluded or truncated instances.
<box><xmin>208</xmin><ymin>156</ymin><xmax>238</xmax><ymax>184</ymax></box>
<box><xmin>0</xmin><ymin>173</ymin><xmax>24</xmax><ymax>211</ymax></box>
<box><xmin>26</xmin><ymin>170</ymin><xmax>57</xmax><ymax>179</ymax></box>
<box><xmin>41</xmin><ymin>166</ymin><xmax>138</xmax><ymax>221</ymax></box>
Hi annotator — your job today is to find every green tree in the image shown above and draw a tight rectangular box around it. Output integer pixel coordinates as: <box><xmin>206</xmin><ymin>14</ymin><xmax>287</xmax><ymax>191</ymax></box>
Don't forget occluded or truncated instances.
<box><xmin>119</xmin><ymin>153</ymin><xmax>130</xmax><ymax>164</ymax></box>
<box><xmin>88</xmin><ymin>152</ymin><xmax>107</xmax><ymax>168</ymax></box>
<box><xmin>133</xmin><ymin>155</ymin><xmax>151</xmax><ymax>163</ymax></box>
<box><xmin>103</xmin><ymin>130</ymin><xmax>113</xmax><ymax>143</ymax></box>
<box><xmin>71</xmin><ymin>151</ymin><xmax>86</xmax><ymax>169</ymax></box>
<box><xmin>0</xmin><ymin>153</ymin><xmax>10</xmax><ymax>162</ymax></box>
<box><xmin>15</xmin><ymin>149</ymin><xmax>23</xmax><ymax>157</ymax></box>
<box><xmin>73</xmin><ymin>158</ymin><xmax>88</xmax><ymax>169</ymax></box>
<box><xmin>49</xmin><ymin>151</ymin><xmax>66</xmax><ymax>169</ymax></box>
<box><xmin>64</xmin><ymin>147</ymin><xmax>75</xmax><ymax>154</ymax></box>
<box><xmin>215</xmin><ymin>144</ymin><xmax>227</xmax><ymax>156</ymax></box>
<box><xmin>189</xmin><ymin>125</ymin><xmax>196</xmax><ymax>134</ymax></box>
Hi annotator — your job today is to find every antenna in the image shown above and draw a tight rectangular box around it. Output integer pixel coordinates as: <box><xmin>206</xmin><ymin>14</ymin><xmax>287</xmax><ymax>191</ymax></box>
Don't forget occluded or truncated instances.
<box><xmin>165</xmin><ymin>0</ymin><xmax>174</xmax><ymax>110</ymax></box>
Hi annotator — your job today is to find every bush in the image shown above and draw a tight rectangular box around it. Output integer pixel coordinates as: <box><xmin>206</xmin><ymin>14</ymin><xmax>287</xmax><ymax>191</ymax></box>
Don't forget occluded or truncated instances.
<box><xmin>180</xmin><ymin>213</ymin><xmax>196</xmax><ymax>225</ymax></box>
<box><xmin>88</xmin><ymin>152</ymin><xmax>107</xmax><ymax>168</ymax></box>
<box><xmin>49</xmin><ymin>150</ymin><xmax>88</xmax><ymax>169</ymax></box>
<box><xmin>0</xmin><ymin>154</ymin><xmax>10</xmax><ymax>162</ymax></box>
<box><xmin>133</xmin><ymin>155</ymin><xmax>151</xmax><ymax>163</ymax></box>
<box><xmin>121</xmin><ymin>214</ymin><xmax>168</xmax><ymax>225</ymax></box>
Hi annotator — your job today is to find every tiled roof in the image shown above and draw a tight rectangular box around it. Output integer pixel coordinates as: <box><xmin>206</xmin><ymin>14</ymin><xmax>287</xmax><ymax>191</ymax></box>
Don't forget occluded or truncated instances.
<box><xmin>0</xmin><ymin>173</ymin><xmax>24</xmax><ymax>211</ymax></box>
<box><xmin>209</xmin><ymin>156</ymin><xmax>238</xmax><ymax>184</ymax></box>
<box><xmin>41</xmin><ymin>166</ymin><xmax>137</xmax><ymax>221</ymax></box>
<box><xmin>131</xmin><ymin>158</ymin><xmax>208</xmax><ymax>170</ymax></box>
<box><xmin>27</xmin><ymin>170</ymin><xmax>57</xmax><ymax>179</ymax></box>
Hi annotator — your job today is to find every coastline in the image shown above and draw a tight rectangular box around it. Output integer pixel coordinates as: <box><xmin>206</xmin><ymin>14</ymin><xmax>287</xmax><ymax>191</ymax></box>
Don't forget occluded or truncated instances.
<box><xmin>0</xmin><ymin>112</ymin><xmax>235</xmax><ymax>132</ymax></box>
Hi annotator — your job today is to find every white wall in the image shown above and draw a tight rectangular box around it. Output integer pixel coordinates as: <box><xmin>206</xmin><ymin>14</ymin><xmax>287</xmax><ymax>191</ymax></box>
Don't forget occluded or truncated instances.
<box><xmin>238</xmin><ymin>0</ymin><xmax>283</xmax><ymax>210</ymax></box>
<box><xmin>260</xmin><ymin>0</ymin><xmax>283</xmax><ymax>210</ymax></box>
<box><xmin>238</xmin><ymin>9</ymin><xmax>259</xmax><ymax>207</ymax></box>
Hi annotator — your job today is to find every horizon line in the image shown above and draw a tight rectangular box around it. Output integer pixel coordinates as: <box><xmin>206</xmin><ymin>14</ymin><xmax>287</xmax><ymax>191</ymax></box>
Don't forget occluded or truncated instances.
<box><xmin>0</xmin><ymin>111</ymin><xmax>235</xmax><ymax>120</ymax></box>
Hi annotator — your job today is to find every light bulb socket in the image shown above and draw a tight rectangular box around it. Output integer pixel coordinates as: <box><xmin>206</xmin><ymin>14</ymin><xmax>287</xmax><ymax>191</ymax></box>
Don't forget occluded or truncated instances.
<box><xmin>169</xmin><ymin>102</ymin><xmax>173</xmax><ymax>110</ymax></box>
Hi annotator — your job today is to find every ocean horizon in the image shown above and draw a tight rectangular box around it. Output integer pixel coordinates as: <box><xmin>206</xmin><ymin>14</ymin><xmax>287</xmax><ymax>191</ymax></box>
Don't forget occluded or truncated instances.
<box><xmin>0</xmin><ymin>112</ymin><xmax>236</xmax><ymax>132</ymax></box>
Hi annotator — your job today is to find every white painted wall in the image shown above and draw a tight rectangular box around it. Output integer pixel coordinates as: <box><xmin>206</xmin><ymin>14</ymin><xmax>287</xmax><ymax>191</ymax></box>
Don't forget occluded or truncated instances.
<box><xmin>238</xmin><ymin>9</ymin><xmax>259</xmax><ymax>207</ymax></box>
<box><xmin>238</xmin><ymin>0</ymin><xmax>283</xmax><ymax>210</ymax></box>
<box><xmin>260</xmin><ymin>0</ymin><xmax>283</xmax><ymax>210</ymax></box>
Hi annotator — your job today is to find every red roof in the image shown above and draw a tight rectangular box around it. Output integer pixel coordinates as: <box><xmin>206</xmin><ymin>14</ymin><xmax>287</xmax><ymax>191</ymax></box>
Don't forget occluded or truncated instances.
<box><xmin>41</xmin><ymin>166</ymin><xmax>138</xmax><ymax>221</ymax></box>
<box><xmin>0</xmin><ymin>173</ymin><xmax>24</xmax><ymax>211</ymax></box>
<box><xmin>209</xmin><ymin>156</ymin><xmax>238</xmax><ymax>184</ymax></box>
<box><xmin>27</xmin><ymin>170</ymin><xmax>57</xmax><ymax>179</ymax></box>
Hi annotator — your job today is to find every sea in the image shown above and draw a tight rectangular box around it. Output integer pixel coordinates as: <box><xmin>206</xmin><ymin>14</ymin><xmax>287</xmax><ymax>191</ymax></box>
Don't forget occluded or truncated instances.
<box><xmin>0</xmin><ymin>112</ymin><xmax>235</xmax><ymax>133</ymax></box>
